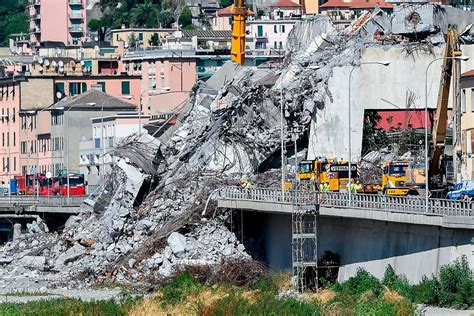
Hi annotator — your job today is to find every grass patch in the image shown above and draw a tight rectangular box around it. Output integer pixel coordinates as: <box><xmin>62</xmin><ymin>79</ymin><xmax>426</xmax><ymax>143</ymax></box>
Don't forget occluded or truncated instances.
<box><xmin>0</xmin><ymin>298</ymin><xmax>138</xmax><ymax>316</ymax></box>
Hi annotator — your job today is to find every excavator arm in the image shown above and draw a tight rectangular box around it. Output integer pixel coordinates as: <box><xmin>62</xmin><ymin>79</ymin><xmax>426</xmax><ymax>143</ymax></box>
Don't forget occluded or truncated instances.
<box><xmin>230</xmin><ymin>0</ymin><xmax>246</xmax><ymax>65</ymax></box>
<box><xmin>430</xmin><ymin>27</ymin><xmax>462</xmax><ymax>177</ymax></box>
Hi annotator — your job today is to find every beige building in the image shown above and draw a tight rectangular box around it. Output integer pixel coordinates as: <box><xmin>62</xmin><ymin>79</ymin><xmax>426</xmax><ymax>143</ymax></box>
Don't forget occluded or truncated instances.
<box><xmin>212</xmin><ymin>6</ymin><xmax>255</xmax><ymax>31</ymax></box>
<box><xmin>109</xmin><ymin>28</ymin><xmax>175</xmax><ymax>49</ymax></box>
<box><xmin>461</xmin><ymin>69</ymin><xmax>474</xmax><ymax>180</ymax></box>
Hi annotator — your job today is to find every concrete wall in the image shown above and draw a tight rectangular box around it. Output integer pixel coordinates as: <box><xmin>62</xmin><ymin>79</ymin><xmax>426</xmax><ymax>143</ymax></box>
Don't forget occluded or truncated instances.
<box><xmin>308</xmin><ymin>44</ymin><xmax>474</xmax><ymax>161</ymax></box>
<box><xmin>243</xmin><ymin>211</ymin><xmax>474</xmax><ymax>283</ymax></box>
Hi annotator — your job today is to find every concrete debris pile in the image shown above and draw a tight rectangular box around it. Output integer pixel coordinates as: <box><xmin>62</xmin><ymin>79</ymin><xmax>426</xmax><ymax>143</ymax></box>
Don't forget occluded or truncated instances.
<box><xmin>0</xmin><ymin>4</ymin><xmax>472</xmax><ymax>290</ymax></box>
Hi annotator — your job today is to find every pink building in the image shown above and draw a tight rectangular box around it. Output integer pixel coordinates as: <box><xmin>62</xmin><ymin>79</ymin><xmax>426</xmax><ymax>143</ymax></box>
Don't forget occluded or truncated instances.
<box><xmin>29</xmin><ymin>0</ymin><xmax>87</xmax><ymax>47</ymax></box>
<box><xmin>121</xmin><ymin>50</ymin><xmax>197</xmax><ymax>117</ymax></box>
<box><xmin>0</xmin><ymin>78</ymin><xmax>22</xmax><ymax>184</ymax></box>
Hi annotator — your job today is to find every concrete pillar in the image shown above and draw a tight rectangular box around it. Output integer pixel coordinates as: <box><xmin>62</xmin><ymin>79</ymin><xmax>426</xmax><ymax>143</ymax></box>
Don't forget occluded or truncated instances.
<box><xmin>13</xmin><ymin>223</ymin><xmax>22</xmax><ymax>241</ymax></box>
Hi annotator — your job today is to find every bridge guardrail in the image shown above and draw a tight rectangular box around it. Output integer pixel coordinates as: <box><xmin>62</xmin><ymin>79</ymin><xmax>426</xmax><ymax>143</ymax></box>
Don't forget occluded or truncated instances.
<box><xmin>0</xmin><ymin>196</ymin><xmax>84</xmax><ymax>207</ymax></box>
<box><xmin>217</xmin><ymin>187</ymin><xmax>474</xmax><ymax>217</ymax></box>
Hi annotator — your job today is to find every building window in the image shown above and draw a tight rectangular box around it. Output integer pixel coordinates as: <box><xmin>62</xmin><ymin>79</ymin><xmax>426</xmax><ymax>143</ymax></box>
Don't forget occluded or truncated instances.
<box><xmin>82</xmin><ymin>82</ymin><xmax>87</xmax><ymax>93</ymax></box>
<box><xmin>471</xmin><ymin>88</ymin><xmax>474</xmax><ymax>112</ymax></box>
<box><xmin>69</xmin><ymin>82</ymin><xmax>80</xmax><ymax>96</ymax></box>
<box><xmin>138</xmin><ymin>33</ymin><xmax>143</xmax><ymax>41</ymax></box>
<box><xmin>20</xmin><ymin>141</ymin><xmax>26</xmax><ymax>154</ymax></box>
<box><xmin>56</xmin><ymin>82</ymin><xmax>65</xmax><ymax>98</ymax></box>
<box><xmin>462</xmin><ymin>89</ymin><xmax>466</xmax><ymax>113</ymax></box>
<box><xmin>13</xmin><ymin>157</ymin><xmax>16</xmax><ymax>172</ymax></box>
<box><xmin>257</xmin><ymin>25</ymin><xmax>263</xmax><ymax>37</ymax></box>
<box><xmin>279</xmin><ymin>41</ymin><xmax>283</xmax><ymax>49</ymax></box>
<box><xmin>281</xmin><ymin>25</ymin><xmax>285</xmax><ymax>33</ymax></box>
<box><xmin>98</xmin><ymin>82</ymin><xmax>106</xmax><ymax>92</ymax></box>
<box><xmin>274</xmin><ymin>25</ymin><xmax>277</xmax><ymax>33</ymax></box>
<box><xmin>13</xmin><ymin>132</ymin><xmax>15</xmax><ymax>146</ymax></box>
<box><xmin>274</xmin><ymin>41</ymin><xmax>277</xmax><ymax>49</ymax></box>
<box><xmin>95</xmin><ymin>138</ymin><xmax>100</xmax><ymax>148</ymax></box>
<box><xmin>121</xmin><ymin>81</ymin><xmax>130</xmax><ymax>95</ymax></box>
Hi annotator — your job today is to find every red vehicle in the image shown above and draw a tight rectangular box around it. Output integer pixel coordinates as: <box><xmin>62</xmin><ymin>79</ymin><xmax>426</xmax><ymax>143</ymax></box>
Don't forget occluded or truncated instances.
<box><xmin>38</xmin><ymin>176</ymin><xmax>60</xmax><ymax>196</ymax></box>
<box><xmin>58</xmin><ymin>173</ymin><xmax>86</xmax><ymax>196</ymax></box>
<box><xmin>13</xmin><ymin>174</ymin><xmax>38</xmax><ymax>195</ymax></box>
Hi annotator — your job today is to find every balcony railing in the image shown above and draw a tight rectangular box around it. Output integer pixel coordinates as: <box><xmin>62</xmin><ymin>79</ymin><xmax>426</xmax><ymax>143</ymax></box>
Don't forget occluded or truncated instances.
<box><xmin>69</xmin><ymin>12</ymin><xmax>83</xmax><ymax>19</ymax></box>
<box><xmin>29</xmin><ymin>0</ymin><xmax>41</xmax><ymax>6</ymax></box>
<box><xmin>69</xmin><ymin>26</ymin><xmax>84</xmax><ymax>33</ymax></box>
<box><xmin>30</xmin><ymin>13</ymin><xmax>41</xmax><ymax>20</ymax></box>
<box><xmin>69</xmin><ymin>0</ymin><xmax>83</xmax><ymax>5</ymax></box>
<box><xmin>29</xmin><ymin>27</ymin><xmax>41</xmax><ymax>33</ymax></box>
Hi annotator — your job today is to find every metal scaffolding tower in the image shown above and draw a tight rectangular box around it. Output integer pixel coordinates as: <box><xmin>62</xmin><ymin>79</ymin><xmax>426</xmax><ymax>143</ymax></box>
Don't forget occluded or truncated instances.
<box><xmin>292</xmin><ymin>195</ymin><xmax>319</xmax><ymax>292</ymax></box>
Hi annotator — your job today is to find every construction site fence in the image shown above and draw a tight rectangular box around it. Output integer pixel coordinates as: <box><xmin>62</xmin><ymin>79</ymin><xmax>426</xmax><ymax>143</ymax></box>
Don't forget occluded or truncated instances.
<box><xmin>216</xmin><ymin>187</ymin><xmax>473</xmax><ymax>217</ymax></box>
<box><xmin>0</xmin><ymin>196</ymin><xmax>84</xmax><ymax>207</ymax></box>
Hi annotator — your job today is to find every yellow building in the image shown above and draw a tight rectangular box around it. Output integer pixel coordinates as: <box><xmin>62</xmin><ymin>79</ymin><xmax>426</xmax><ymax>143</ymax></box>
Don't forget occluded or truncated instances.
<box><xmin>460</xmin><ymin>69</ymin><xmax>474</xmax><ymax>180</ymax></box>
<box><xmin>110</xmin><ymin>28</ymin><xmax>175</xmax><ymax>49</ymax></box>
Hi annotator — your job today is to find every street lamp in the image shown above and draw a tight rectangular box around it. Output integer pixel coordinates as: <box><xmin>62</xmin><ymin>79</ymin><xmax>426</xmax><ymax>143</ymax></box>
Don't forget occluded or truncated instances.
<box><xmin>424</xmin><ymin>55</ymin><xmax>469</xmax><ymax>212</ymax></box>
<box><xmin>348</xmin><ymin>61</ymin><xmax>390</xmax><ymax>205</ymax></box>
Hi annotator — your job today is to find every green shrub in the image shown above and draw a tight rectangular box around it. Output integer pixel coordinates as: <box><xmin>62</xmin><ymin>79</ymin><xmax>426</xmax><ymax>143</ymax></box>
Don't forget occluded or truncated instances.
<box><xmin>413</xmin><ymin>275</ymin><xmax>440</xmax><ymax>305</ymax></box>
<box><xmin>335</xmin><ymin>268</ymin><xmax>383</xmax><ymax>299</ymax></box>
<box><xmin>382</xmin><ymin>265</ymin><xmax>414</xmax><ymax>300</ymax></box>
<box><xmin>438</xmin><ymin>256</ymin><xmax>473</xmax><ymax>308</ymax></box>
<box><xmin>162</xmin><ymin>270</ymin><xmax>202</xmax><ymax>304</ymax></box>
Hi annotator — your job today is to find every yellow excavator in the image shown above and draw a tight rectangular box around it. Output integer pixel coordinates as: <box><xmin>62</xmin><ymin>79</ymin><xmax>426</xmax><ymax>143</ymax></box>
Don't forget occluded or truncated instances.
<box><xmin>230</xmin><ymin>0</ymin><xmax>247</xmax><ymax>65</ymax></box>
<box><xmin>382</xmin><ymin>27</ymin><xmax>462</xmax><ymax>196</ymax></box>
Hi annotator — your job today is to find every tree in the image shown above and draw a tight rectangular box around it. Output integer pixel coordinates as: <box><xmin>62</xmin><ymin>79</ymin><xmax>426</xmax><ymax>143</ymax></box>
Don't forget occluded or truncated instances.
<box><xmin>88</xmin><ymin>19</ymin><xmax>101</xmax><ymax>31</ymax></box>
<box><xmin>178</xmin><ymin>6</ymin><xmax>193</xmax><ymax>28</ymax></box>
<box><xmin>149</xmin><ymin>33</ymin><xmax>160</xmax><ymax>46</ymax></box>
<box><xmin>130</xmin><ymin>3</ymin><xmax>159</xmax><ymax>28</ymax></box>
<box><xmin>158</xmin><ymin>11</ymin><xmax>175</xmax><ymax>28</ymax></box>
<box><xmin>128</xmin><ymin>32</ymin><xmax>138</xmax><ymax>48</ymax></box>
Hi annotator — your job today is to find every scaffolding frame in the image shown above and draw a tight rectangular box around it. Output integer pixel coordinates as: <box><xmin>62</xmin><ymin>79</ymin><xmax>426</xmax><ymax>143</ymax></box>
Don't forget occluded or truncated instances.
<box><xmin>292</xmin><ymin>193</ymin><xmax>319</xmax><ymax>292</ymax></box>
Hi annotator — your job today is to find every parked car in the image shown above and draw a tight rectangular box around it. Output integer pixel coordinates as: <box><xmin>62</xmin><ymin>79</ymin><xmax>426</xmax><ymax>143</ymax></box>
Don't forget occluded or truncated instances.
<box><xmin>447</xmin><ymin>181</ymin><xmax>474</xmax><ymax>200</ymax></box>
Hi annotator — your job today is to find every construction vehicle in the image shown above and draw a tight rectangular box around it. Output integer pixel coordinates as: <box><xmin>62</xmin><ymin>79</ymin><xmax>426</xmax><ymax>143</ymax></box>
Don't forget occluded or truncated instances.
<box><xmin>382</xmin><ymin>160</ymin><xmax>425</xmax><ymax>196</ymax></box>
<box><xmin>383</xmin><ymin>27</ymin><xmax>462</xmax><ymax>196</ymax></box>
<box><xmin>298</xmin><ymin>158</ymin><xmax>358</xmax><ymax>192</ymax></box>
<box><xmin>230</xmin><ymin>0</ymin><xmax>247</xmax><ymax>65</ymax></box>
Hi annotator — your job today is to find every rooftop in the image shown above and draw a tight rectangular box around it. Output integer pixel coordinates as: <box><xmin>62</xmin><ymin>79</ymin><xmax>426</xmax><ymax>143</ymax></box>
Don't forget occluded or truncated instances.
<box><xmin>53</xmin><ymin>90</ymin><xmax>136</xmax><ymax>110</ymax></box>
<box><xmin>269</xmin><ymin>0</ymin><xmax>301</xmax><ymax>7</ymax></box>
<box><xmin>182</xmin><ymin>30</ymin><xmax>232</xmax><ymax>39</ymax></box>
<box><xmin>216</xmin><ymin>5</ymin><xmax>255</xmax><ymax>16</ymax></box>
<box><xmin>320</xmin><ymin>0</ymin><xmax>394</xmax><ymax>9</ymax></box>
<box><xmin>461</xmin><ymin>69</ymin><xmax>474</xmax><ymax>78</ymax></box>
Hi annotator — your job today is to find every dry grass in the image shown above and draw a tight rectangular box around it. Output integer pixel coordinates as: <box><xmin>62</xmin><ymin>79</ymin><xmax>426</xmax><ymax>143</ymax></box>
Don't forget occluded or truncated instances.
<box><xmin>128</xmin><ymin>285</ymin><xmax>260</xmax><ymax>316</ymax></box>
<box><xmin>383</xmin><ymin>289</ymin><xmax>405</xmax><ymax>303</ymax></box>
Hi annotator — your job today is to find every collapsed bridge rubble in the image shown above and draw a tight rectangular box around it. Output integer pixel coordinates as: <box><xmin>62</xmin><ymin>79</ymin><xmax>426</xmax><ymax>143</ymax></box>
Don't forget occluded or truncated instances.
<box><xmin>0</xmin><ymin>4</ymin><xmax>471</xmax><ymax>289</ymax></box>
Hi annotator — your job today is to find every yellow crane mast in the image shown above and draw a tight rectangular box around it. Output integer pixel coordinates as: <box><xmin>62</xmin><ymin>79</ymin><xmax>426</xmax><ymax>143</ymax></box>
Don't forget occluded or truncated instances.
<box><xmin>231</xmin><ymin>0</ymin><xmax>247</xmax><ymax>65</ymax></box>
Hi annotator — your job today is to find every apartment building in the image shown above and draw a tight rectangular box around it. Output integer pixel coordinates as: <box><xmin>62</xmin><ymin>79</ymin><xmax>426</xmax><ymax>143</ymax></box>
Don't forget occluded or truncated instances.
<box><xmin>0</xmin><ymin>77</ymin><xmax>23</xmax><ymax>183</ymax></box>
<box><xmin>460</xmin><ymin>69</ymin><xmax>474</xmax><ymax>180</ymax></box>
<box><xmin>79</xmin><ymin>113</ymin><xmax>150</xmax><ymax>186</ymax></box>
<box><xmin>212</xmin><ymin>6</ymin><xmax>255</xmax><ymax>32</ymax></box>
<box><xmin>320</xmin><ymin>0</ymin><xmax>394</xmax><ymax>29</ymax></box>
<box><xmin>29</xmin><ymin>0</ymin><xmax>87</xmax><ymax>47</ymax></box>
<box><xmin>122</xmin><ymin>49</ymin><xmax>197</xmax><ymax>117</ymax></box>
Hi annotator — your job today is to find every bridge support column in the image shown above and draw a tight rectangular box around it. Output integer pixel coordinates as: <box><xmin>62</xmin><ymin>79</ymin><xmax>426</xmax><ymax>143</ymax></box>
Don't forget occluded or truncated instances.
<box><xmin>13</xmin><ymin>223</ymin><xmax>22</xmax><ymax>241</ymax></box>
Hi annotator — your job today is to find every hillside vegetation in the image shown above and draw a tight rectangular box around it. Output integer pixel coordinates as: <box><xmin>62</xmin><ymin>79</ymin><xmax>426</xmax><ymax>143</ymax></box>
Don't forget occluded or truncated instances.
<box><xmin>0</xmin><ymin>0</ymin><xmax>28</xmax><ymax>46</ymax></box>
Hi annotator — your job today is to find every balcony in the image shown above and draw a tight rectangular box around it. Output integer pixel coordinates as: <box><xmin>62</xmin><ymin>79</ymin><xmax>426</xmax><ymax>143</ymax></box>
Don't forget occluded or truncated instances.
<box><xmin>30</xmin><ymin>13</ymin><xmax>41</xmax><ymax>20</ymax></box>
<box><xmin>254</xmin><ymin>32</ymin><xmax>268</xmax><ymax>39</ymax></box>
<box><xmin>29</xmin><ymin>0</ymin><xmax>40</xmax><ymax>6</ymax></box>
<box><xmin>29</xmin><ymin>27</ymin><xmax>41</xmax><ymax>33</ymax></box>
<box><xmin>69</xmin><ymin>12</ymin><xmax>83</xmax><ymax>19</ymax></box>
<box><xmin>69</xmin><ymin>26</ymin><xmax>83</xmax><ymax>33</ymax></box>
<box><xmin>68</xmin><ymin>0</ymin><xmax>83</xmax><ymax>5</ymax></box>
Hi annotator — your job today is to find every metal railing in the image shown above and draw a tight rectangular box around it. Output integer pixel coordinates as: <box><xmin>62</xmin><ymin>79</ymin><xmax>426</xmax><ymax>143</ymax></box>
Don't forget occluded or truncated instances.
<box><xmin>0</xmin><ymin>196</ymin><xmax>84</xmax><ymax>207</ymax></box>
<box><xmin>216</xmin><ymin>187</ymin><xmax>474</xmax><ymax>217</ymax></box>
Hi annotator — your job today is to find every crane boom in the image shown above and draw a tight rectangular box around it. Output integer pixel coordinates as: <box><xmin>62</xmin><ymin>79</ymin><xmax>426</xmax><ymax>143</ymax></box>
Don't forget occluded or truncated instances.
<box><xmin>231</xmin><ymin>0</ymin><xmax>246</xmax><ymax>65</ymax></box>
<box><xmin>430</xmin><ymin>27</ymin><xmax>462</xmax><ymax>177</ymax></box>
